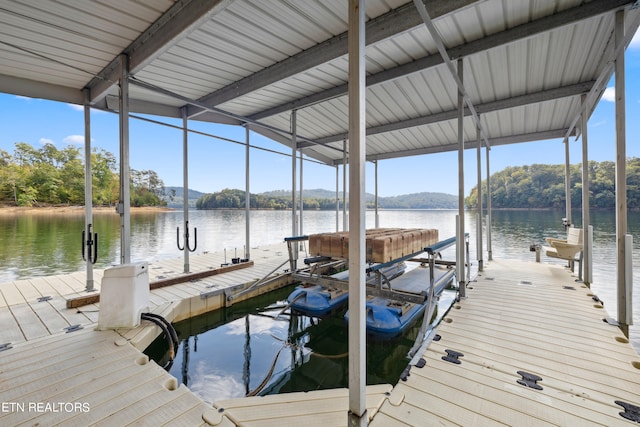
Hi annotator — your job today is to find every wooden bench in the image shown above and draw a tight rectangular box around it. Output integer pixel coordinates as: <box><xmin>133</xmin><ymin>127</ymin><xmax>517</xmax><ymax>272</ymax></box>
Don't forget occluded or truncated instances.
<box><xmin>542</xmin><ymin>227</ymin><xmax>583</xmax><ymax>278</ymax></box>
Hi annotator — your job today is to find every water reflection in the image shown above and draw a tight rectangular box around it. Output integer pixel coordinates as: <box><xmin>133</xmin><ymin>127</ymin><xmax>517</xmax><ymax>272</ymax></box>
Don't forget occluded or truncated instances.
<box><xmin>2</xmin><ymin>208</ymin><xmax>639</xmax><ymax>349</ymax></box>
<box><xmin>145</xmin><ymin>286</ymin><xmax>456</xmax><ymax>404</ymax></box>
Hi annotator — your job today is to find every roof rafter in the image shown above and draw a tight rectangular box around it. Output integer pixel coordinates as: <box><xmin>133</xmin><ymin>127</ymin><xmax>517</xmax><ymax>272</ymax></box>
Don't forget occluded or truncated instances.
<box><xmin>85</xmin><ymin>0</ymin><xmax>232</xmax><ymax>103</ymax></box>
<box><xmin>188</xmin><ymin>0</ymin><xmax>479</xmax><ymax>117</ymax></box>
<box><xmin>250</xmin><ymin>0</ymin><xmax>631</xmax><ymax>121</ymax></box>
<box><xmin>357</xmin><ymin>129</ymin><xmax>573</xmax><ymax>163</ymax></box>
<box><xmin>302</xmin><ymin>81</ymin><xmax>594</xmax><ymax>148</ymax></box>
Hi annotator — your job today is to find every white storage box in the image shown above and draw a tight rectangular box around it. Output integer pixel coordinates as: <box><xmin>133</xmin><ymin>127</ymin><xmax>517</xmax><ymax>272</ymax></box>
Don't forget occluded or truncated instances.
<box><xmin>98</xmin><ymin>262</ymin><xmax>150</xmax><ymax>330</ymax></box>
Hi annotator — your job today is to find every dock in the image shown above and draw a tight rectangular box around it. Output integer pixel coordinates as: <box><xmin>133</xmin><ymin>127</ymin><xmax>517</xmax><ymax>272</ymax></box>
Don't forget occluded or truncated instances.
<box><xmin>1</xmin><ymin>250</ymin><xmax>639</xmax><ymax>425</ymax></box>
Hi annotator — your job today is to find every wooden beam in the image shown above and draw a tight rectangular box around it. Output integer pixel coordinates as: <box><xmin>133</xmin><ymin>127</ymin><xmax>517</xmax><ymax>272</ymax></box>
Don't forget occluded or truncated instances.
<box><xmin>65</xmin><ymin>261</ymin><xmax>253</xmax><ymax>309</ymax></box>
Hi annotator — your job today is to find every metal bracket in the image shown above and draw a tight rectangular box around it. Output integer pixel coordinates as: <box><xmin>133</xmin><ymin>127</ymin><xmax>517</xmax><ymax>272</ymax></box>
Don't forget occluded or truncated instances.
<box><xmin>442</xmin><ymin>349</ymin><xmax>464</xmax><ymax>364</ymax></box>
<box><xmin>415</xmin><ymin>358</ymin><xmax>426</xmax><ymax>368</ymax></box>
<box><xmin>517</xmin><ymin>371</ymin><xmax>543</xmax><ymax>390</ymax></box>
<box><xmin>563</xmin><ymin>286</ymin><xmax>575</xmax><ymax>290</ymax></box>
<box><xmin>615</xmin><ymin>400</ymin><xmax>640</xmax><ymax>422</ymax></box>
<box><xmin>0</xmin><ymin>342</ymin><xmax>12</xmax><ymax>352</ymax></box>
<box><xmin>37</xmin><ymin>296</ymin><xmax>52</xmax><ymax>302</ymax></box>
<box><xmin>64</xmin><ymin>324</ymin><xmax>83</xmax><ymax>333</ymax></box>
<box><xmin>400</xmin><ymin>366</ymin><xmax>410</xmax><ymax>381</ymax></box>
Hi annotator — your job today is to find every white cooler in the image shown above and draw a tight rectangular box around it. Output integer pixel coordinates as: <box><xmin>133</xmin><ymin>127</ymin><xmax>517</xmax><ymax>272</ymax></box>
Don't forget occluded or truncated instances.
<box><xmin>98</xmin><ymin>262</ymin><xmax>150</xmax><ymax>330</ymax></box>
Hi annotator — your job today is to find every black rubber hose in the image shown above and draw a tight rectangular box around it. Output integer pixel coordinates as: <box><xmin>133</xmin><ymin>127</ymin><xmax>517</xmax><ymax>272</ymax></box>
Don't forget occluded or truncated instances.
<box><xmin>142</xmin><ymin>312</ymin><xmax>179</xmax><ymax>353</ymax></box>
<box><xmin>141</xmin><ymin>313</ymin><xmax>176</xmax><ymax>361</ymax></box>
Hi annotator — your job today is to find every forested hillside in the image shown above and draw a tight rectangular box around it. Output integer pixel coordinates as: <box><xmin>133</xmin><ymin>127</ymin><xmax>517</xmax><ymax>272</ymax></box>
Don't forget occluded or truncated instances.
<box><xmin>465</xmin><ymin>159</ymin><xmax>640</xmax><ymax>209</ymax></box>
<box><xmin>196</xmin><ymin>188</ymin><xmax>457</xmax><ymax>210</ymax></box>
<box><xmin>0</xmin><ymin>142</ymin><xmax>168</xmax><ymax>207</ymax></box>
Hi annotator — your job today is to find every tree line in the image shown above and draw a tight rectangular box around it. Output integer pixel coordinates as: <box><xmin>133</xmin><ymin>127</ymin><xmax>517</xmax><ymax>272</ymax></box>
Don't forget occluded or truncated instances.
<box><xmin>0</xmin><ymin>142</ymin><xmax>168</xmax><ymax>207</ymax></box>
<box><xmin>195</xmin><ymin>188</ymin><xmax>347</xmax><ymax>210</ymax></box>
<box><xmin>465</xmin><ymin>159</ymin><xmax>640</xmax><ymax>209</ymax></box>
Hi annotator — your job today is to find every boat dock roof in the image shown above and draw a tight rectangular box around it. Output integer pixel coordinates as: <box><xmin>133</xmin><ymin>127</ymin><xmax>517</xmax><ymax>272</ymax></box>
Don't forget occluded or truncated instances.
<box><xmin>1</xmin><ymin>249</ymin><xmax>638</xmax><ymax>425</ymax></box>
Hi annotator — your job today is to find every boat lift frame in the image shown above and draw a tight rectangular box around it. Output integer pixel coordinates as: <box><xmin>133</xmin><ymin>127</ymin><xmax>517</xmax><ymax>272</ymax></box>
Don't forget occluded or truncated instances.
<box><xmin>286</xmin><ymin>234</ymin><xmax>467</xmax><ymax>308</ymax></box>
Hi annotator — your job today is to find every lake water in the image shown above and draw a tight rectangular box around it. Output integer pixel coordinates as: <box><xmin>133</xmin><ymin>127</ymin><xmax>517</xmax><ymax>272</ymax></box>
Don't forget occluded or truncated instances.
<box><xmin>1</xmin><ymin>208</ymin><xmax>639</xmax><ymax>347</ymax></box>
<box><xmin>144</xmin><ymin>284</ymin><xmax>458</xmax><ymax>404</ymax></box>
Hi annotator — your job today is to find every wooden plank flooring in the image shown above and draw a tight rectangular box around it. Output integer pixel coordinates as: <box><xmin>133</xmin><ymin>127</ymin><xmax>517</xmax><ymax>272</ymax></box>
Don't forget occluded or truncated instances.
<box><xmin>2</xmin><ymin>253</ymin><xmax>639</xmax><ymax>425</ymax></box>
<box><xmin>213</xmin><ymin>384</ymin><xmax>392</xmax><ymax>426</ymax></box>
<box><xmin>0</xmin><ymin>243</ymin><xmax>291</xmax><ymax>346</ymax></box>
<box><xmin>371</xmin><ymin>259</ymin><xmax>640</xmax><ymax>426</ymax></box>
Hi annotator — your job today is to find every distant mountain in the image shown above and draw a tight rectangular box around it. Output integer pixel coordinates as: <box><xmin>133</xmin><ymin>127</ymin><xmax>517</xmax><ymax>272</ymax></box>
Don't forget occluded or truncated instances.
<box><xmin>173</xmin><ymin>187</ymin><xmax>458</xmax><ymax>210</ymax></box>
<box><xmin>259</xmin><ymin>188</ymin><xmax>457</xmax><ymax>209</ymax></box>
<box><xmin>162</xmin><ymin>186</ymin><xmax>206</xmax><ymax>208</ymax></box>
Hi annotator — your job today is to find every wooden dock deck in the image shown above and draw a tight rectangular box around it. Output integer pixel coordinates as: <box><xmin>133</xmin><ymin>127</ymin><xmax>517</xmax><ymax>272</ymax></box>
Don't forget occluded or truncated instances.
<box><xmin>1</xmin><ymin>252</ymin><xmax>639</xmax><ymax>426</ymax></box>
<box><xmin>371</xmin><ymin>259</ymin><xmax>640</xmax><ymax>426</ymax></box>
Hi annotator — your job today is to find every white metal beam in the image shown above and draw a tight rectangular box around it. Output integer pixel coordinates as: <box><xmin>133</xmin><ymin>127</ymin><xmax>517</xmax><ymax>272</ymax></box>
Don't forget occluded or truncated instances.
<box><xmin>86</xmin><ymin>0</ymin><xmax>232</xmax><ymax>103</ymax></box>
<box><xmin>615</xmin><ymin>9</ymin><xmax>630</xmax><ymax>337</ymax></box>
<box><xmin>347</xmin><ymin>0</ymin><xmax>367</xmax><ymax>424</ymax></box>
<box><xmin>250</xmin><ymin>0</ymin><xmax>628</xmax><ymax>121</ymax></box>
<box><xmin>308</xmin><ymin>82</ymin><xmax>593</xmax><ymax>148</ymax></box>
<box><xmin>0</xmin><ymin>74</ymin><xmax>83</xmax><ymax>104</ymax></box>
<box><xmin>191</xmin><ymin>0</ymin><xmax>477</xmax><ymax>117</ymax></box>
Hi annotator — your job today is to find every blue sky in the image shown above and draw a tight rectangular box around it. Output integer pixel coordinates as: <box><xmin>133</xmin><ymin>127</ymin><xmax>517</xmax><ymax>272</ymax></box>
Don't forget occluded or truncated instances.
<box><xmin>1</xmin><ymin>32</ymin><xmax>639</xmax><ymax>197</ymax></box>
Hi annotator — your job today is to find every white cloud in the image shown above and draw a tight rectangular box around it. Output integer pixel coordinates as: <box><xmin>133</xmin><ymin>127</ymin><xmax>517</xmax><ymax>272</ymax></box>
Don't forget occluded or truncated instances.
<box><xmin>67</xmin><ymin>103</ymin><xmax>106</xmax><ymax>114</ymax></box>
<box><xmin>38</xmin><ymin>138</ymin><xmax>54</xmax><ymax>145</ymax></box>
<box><xmin>63</xmin><ymin>135</ymin><xmax>85</xmax><ymax>145</ymax></box>
<box><xmin>631</xmin><ymin>28</ymin><xmax>640</xmax><ymax>49</ymax></box>
<box><xmin>602</xmin><ymin>86</ymin><xmax>615</xmax><ymax>102</ymax></box>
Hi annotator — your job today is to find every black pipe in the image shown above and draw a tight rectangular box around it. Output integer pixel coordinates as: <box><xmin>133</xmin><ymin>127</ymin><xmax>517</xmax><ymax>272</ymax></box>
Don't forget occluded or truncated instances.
<box><xmin>141</xmin><ymin>313</ymin><xmax>178</xmax><ymax>367</ymax></box>
<box><xmin>142</xmin><ymin>312</ymin><xmax>179</xmax><ymax>352</ymax></box>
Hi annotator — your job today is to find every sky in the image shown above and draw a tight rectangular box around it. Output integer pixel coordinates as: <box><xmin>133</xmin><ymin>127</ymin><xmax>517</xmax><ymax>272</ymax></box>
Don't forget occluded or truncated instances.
<box><xmin>1</xmin><ymin>32</ymin><xmax>639</xmax><ymax>198</ymax></box>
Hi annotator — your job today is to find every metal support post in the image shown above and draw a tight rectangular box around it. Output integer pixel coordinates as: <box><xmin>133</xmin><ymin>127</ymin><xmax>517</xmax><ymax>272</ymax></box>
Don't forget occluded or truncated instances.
<box><xmin>580</xmin><ymin>94</ymin><xmax>590</xmax><ymax>287</ymax></box>
<box><xmin>615</xmin><ymin>9</ymin><xmax>629</xmax><ymax>337</ymax></box>
<box><xmin>245</xmin><ymin>125</ymin><xmax>251</xmax><ymax>260</ymax></box>
<box><xmin>291</xmin><ymin>110</ymin><xmax>298</xmax><ymax>270</ymax></box>
<box><xmin>347</xmin><ymin>0</ymin><xmax>367</xmax><ymax>424</ymax></box>
<box><xmin>118</xmin><ymin>54</ymin><xmax>131</xmax><ymax>264</ymax></box>
<box><xmin>83</xmin><ymin>89</ymin><xmax>95</xmax><ymax>291</ymax></box>
<box><xmin>476</xmin><ymin>115</ymin><xmax>483</xmax><ymax>271</ymax></box>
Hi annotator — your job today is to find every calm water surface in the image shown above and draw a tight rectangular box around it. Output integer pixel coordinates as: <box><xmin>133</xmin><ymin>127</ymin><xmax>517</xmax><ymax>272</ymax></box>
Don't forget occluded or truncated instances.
<box><xmin>1</xmin><ymin>208</ymin><xmax>639</xmax><ymax>351</ymax></box>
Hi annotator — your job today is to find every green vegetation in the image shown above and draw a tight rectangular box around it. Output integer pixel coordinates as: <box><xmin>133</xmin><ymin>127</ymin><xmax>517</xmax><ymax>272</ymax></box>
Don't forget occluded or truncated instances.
<box><xmin>196</xmin><ymin>188</ymin><xmax>458</xmax><ymax>210</ymax></box>
<box><xmin>465</xmin><ymin>159</ymin><xmax>640</xmax><ymax>209</ymax></box>
<box><xmin>195</xmin><ymin>188</ymin><xmax>339</xmax><ymax>209</ymax></box>
<box><xmin>0</xmin><ymin>142</ymin><xmax>168</xmax><ymax>207</ymax></box>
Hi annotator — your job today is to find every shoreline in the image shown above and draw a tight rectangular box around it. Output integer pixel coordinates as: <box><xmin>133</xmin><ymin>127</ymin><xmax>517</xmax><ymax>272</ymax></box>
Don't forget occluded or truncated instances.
<box><xmin>0</xmin><ymin>205</ymin><xmax>175</xmax><ymax>215</ymax></box>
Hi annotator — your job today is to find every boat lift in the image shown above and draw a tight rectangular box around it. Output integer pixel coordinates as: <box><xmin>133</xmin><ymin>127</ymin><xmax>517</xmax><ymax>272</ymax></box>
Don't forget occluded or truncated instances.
<box><xmin>286</xmin><ymin>234</ymin><xmax>468</xmax><ymax>315</ymax></box>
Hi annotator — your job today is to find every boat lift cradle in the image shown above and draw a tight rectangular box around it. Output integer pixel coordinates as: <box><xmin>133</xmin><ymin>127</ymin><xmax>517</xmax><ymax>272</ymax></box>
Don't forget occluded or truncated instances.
<box><xmin>286</xmin><ymin>234</ymin><xmax>467</xmax><ymax>316</ymax></box>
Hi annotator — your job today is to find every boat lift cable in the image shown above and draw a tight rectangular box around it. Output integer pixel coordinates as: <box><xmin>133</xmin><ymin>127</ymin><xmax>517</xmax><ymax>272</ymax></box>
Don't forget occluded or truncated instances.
<box><xmin>141</xmin><ymin>313</ymin><xmax>178</xmax><ymax>369</ymax></box>
<box><xmin>275</xmin><ymin>291</ymin><xmax>307</xmax><ymax>318</ymax></box>
<box><xmin>124</xmin><ymin>113</ymin><xmax>329</xmax><ymax>167</ymax></box>
<box><xmin>128</xmin><ymin>77</ymin><xmax>345</xmax><ymax>156</ymax></box>
<box><xmin>246</xmin><ymin>346</ymin><xmax>285</xmax><ymax>397</ymax></box>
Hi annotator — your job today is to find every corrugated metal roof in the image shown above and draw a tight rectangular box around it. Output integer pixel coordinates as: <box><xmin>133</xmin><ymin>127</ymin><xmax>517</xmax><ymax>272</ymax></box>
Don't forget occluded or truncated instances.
<box><xmin>0</xmin><ymin>0</ymin><xmax>638</xmax><ymax>165</ymax></box>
